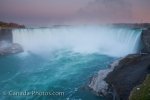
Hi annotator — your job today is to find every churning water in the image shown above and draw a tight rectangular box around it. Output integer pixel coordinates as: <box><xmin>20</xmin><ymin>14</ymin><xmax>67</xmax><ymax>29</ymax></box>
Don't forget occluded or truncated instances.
<box><xmin>0</xmin><ymin>26</ymin><xmax>142</xmax><ymax>100</ymax></box>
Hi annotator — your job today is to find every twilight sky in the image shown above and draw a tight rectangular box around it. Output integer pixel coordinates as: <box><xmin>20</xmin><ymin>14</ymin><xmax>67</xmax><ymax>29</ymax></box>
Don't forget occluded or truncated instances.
<box><xmin>0</xmin><ymin>0</ymin><xmax>150</xmax><ymax>26</ymax></box>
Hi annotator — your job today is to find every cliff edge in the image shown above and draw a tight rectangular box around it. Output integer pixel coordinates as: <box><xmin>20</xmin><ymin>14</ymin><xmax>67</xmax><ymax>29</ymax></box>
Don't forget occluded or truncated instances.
<box><xmin>105</xmin><ymin>27</ymin><xmax>150</xmax><ymax>100</ymax></box>
<box><xmin>88</xmin><ymin>25</ymin><xmax>150</xmax><ymax>100</ymax></box>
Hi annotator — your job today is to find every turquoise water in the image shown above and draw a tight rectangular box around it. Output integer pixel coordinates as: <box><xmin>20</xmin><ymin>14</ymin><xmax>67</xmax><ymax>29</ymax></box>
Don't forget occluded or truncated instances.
<box><xmin>0</xmin><ymin>51</ymin><xmax>115</xmax><ymax>100</ymax></box>
<box><xmin>0</xmin><ymin>26</ymin><xmax>142</xmax><ymax>100</ymax></box>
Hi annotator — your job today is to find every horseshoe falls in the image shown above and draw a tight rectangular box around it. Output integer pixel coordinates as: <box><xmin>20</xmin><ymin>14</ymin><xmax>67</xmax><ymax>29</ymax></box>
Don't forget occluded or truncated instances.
<box><xmin>0</xmin><ymin>26</ymin><xmax>142</xmax><ymax>100</ymax></box>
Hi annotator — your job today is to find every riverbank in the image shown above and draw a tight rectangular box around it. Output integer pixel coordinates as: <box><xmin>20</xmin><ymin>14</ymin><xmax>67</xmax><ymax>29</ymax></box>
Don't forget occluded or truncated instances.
<box><xmin>105</xmin><ymin>54</ymin><xmax>150</xmax><ymax>100</ymax></box>
<box><xmin>88</xmin><ymin>24</ymin><xmax>150</xmax><ymax>100</ymax></box>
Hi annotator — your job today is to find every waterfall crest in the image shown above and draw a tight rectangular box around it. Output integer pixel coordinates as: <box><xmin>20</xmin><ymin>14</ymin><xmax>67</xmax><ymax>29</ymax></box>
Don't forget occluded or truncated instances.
<box><xmin>12</xmin><ymin>26</ymin><xmax>142</xmax><ymax>57</ymax></box>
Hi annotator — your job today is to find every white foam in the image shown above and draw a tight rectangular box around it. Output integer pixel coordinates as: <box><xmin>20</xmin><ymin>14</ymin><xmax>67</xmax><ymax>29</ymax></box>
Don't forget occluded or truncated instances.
<box><xmin>88</xmin><ymin>59</ymin><xmax>120</xmax><ymax>95</ymax></box>
<box><xmin>12</xmin><ymin>26</ymin><xmax>141</xmax><ymax>57</ymax></box>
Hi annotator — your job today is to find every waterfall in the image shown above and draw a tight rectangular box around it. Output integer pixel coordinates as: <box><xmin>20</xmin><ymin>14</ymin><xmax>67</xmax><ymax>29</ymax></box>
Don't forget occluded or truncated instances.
<box><xmin>12</xmin><ymin>26</ymin><xmax>142</xmax><ymax>57</ymax></box>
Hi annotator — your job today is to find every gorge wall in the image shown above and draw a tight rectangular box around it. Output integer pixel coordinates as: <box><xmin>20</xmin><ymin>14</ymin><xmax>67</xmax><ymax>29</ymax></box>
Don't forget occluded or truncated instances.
<box><xmin>142</xmin><ymin>28</ymin><xmax>150</xmax><ymax>53</ymax></box>
<box><xmin>104</xmin><ymin>27</ymin><xmax>150</xmax><ymax>100</ymax></box>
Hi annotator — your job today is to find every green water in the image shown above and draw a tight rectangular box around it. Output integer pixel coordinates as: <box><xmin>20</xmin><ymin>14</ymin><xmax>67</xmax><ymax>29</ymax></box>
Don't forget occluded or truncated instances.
<box><xmin>0</xmin><ymin>51</ymin><xmax>115</xmax><ymax>100</ymax></box>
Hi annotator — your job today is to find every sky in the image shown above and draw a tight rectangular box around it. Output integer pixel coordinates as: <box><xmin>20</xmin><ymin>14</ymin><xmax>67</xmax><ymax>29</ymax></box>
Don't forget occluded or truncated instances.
<box><xmin>0</xmin><ymin>0</ymin><xmax>150</xmax><ymax>26</ymax></box>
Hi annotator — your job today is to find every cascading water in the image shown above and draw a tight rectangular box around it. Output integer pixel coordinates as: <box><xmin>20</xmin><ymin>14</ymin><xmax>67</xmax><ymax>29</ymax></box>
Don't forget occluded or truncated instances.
<box><xmin>12</xmin><ymin>26</ymin><xmax>142</xmax><ymax>57</ymax></box>
<box><xmin>0</xmin><ymin>26</ymin><xmax>142</xmax><ymax>100</ymax></box>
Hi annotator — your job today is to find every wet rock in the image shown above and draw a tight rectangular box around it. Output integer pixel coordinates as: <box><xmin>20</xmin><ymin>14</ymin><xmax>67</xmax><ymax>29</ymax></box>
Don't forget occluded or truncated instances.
<box><xmin>105</xmin><ymin>54</ymin><xmax>150</xmax><ymax>100</ymax></box>
<box><xmin>88</xmin><ymin>60</ymin><xmax>121</xmax><ymax>98</ymax></box>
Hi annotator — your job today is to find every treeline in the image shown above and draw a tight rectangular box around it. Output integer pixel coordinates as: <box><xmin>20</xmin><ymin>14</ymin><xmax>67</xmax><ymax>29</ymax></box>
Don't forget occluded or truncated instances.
<box><xmin>0</xmin><ymin>21</ymin><xmax>25</xmax><ymax>28</ymax></box>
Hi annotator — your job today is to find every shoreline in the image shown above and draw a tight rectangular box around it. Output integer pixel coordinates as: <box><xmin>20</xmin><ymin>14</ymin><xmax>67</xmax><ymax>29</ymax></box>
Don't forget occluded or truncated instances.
<box><xmin>88</xmin><ymin>58</ymin><xmax>122</xmax><ymax>96</ymax></box>
<box><xmin>105</xmin><ymin>54</ymin><xmax>150</xmax><ymax>100</ymax></box>
<box><xmin>88</xmin><ymin>26</ymin><xmax>150</xmax><ymax>100</ymax></box>
<box><xmin>88</xmin><ymin>54</ymin><xmax>150</xmax><ymax>100</ymax></box>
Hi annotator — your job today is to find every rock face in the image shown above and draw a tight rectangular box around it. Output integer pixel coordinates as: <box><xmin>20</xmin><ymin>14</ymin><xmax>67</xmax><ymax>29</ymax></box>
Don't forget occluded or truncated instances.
<box><xmin>104</xmin><ymin>27</ymin><xmax>150</xmax><ymax>100</ymax></box>
<box><xmin>141</xmin><ymin>28</ymin><xmax>150</xmax><ymax>53</ymax></box>
<box><xmin>88</xmin><ymin>27</ymin><xmax>150</xmax><ymax>100</ymax></box>
<box><xmin>105</xmin><ymin>54</ymin><xmax>150</xmax><ymax>100</ymax></box>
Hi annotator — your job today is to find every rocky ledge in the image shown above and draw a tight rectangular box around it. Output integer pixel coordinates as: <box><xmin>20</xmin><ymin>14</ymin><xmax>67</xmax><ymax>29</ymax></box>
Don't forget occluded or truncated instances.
<box><xmin>105</xmin><ymin>54</ymin><xmax>150</xmax><ymax>100</ymax></box>
<box><xmin>88</xmin><ymin>26</ymin><xmax>150</xmax><ymax>100</ymax></box>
